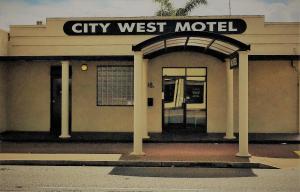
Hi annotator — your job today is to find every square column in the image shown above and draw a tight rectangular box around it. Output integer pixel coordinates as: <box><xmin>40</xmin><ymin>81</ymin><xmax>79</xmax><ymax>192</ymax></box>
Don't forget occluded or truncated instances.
<box><xmin>131</xmin><ymin>51</ymin><xmax>145</xmax><ymax>155</ymax></box>
<box><xmin>59</xmin><ymin>61</ymin><xmax>70</xmax><ymax>139</ymax></box>
<box><xmin>224</xmin><ymin>59</ymin><xmax>235</xmax><ymax>139</ymax></box>
<box><xmin>236</xmin><ymin>51</ymin><xmax>251</xmax><ymax>157</ymax></box>
<box><xmin>142</xmin><ymin>59</ymin><xmax>149</xmax><ymax>139</ymax></box>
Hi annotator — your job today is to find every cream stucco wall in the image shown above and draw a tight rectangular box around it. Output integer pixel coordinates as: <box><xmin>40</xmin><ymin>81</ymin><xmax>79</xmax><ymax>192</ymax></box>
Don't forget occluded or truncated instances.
<box><xmin>148</xmin><ymin>53</ymin><xmax>298</xmax><ymax>133</ymax></box>
<box><xmin>248</xmin><ymin>60</ymin><xmax>298</xmax><ymax>133</ymax></box>
<box><xmin>7</xmin><ymin>61</ymin><xmax>51</xmax><ymax>131</ymax></box>
<box><xmin>0</xmin><ymin>29</ymin><xmax>8</xmax><ymax>56</ymax></box>
<box><xmin>3</xmin><ymin>57</ymin><xmax>299</xmax><ymax>133</ymax></box>
<box><xmin>0</xmin><ymin>63</ymin><xmax>7</xmax><ymax>132</ymax></box>
<box><xmin>72</xmin><ymin>60</ymin><xmax>133</xmax><ymax>132</ymax></box>
<box><xmin>1</xmin><ymin>54</ymin><xmax>227</xmax><ymax>133</ymax></box>
<box><xmin>5</xmin><ymin>60</ymin><xmax>134</xmax><ymax>132</ymax></box>
<box><xmin>148</xmin><ymin>52</ymin><xmax>226</xmax><ymax>133</ymax></box>
<box><xmin>233</xmin><ymin>60</ymin><xmax>298</xmax><ymax>133</ymax></box>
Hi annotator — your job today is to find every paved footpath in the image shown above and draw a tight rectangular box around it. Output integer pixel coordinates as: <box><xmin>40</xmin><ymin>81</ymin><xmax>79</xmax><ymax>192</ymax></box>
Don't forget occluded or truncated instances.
<box><xmin>0</xmin><ymin>142</ymin><xmax>299</xmax><ymax>169</ymax></box>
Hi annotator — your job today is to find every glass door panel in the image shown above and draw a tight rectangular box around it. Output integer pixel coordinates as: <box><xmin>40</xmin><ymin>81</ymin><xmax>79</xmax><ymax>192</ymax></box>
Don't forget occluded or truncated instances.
<box><xmin>163</xmin><ymin>77</ymin><xmax>185</xmax><ymax>130</ymax></box>
<box><xmin>185</xmin><ymin>76</ymin><xmax>207</xmax><ymax>132</ymax></box>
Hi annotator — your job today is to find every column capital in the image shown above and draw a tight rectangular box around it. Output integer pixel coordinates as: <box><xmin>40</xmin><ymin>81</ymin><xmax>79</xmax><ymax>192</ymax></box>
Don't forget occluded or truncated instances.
<box><xmin>134</xmin><ymin>51</ymin><xmax>143</xmax><ymax>57</ymax></box>
<box><xmin>225</xmin><ymin>58</ymin><xmax>231</xmax><ymax>69</ymax></box>
<box><xmin>238</xmin><ymin>50</ymin><xmax>250</xmax><ymax>56</ymax></box>
<box><xmin>60</xmin><ymin>60</ymin><xmax>70</xmax><ymax>65</ymax></box>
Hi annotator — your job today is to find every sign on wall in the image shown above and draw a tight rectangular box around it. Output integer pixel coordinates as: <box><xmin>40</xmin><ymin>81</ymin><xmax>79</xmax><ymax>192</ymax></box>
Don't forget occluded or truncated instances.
<box><xmin>186</xmin><ymin>84</ymin><xmax>204</xmax><ymax>104</ymax></box>
<box><xmin>230</xmin><ymin>52</ymin><xmax>239</xmax><ymax>69</ymax></box>
<box><xmin>63</xmin><ymin>19</ymin><xmax>247</xmax><ymax>35</ymax></box>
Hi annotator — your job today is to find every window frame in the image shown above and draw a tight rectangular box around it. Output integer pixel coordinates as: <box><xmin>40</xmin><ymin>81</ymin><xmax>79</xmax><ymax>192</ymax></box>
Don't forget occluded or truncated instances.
<box><xmin>96</xmin><ymin>65</ymin><xmax>134</xmax><ymax>107</ymax></box>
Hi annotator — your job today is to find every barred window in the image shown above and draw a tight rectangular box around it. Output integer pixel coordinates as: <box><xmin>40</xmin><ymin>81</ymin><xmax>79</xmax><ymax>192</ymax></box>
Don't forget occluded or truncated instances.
<box><xmin>97</xmin><ymin>65</ymin><xmax>133</xmax><ymax>106</ymax></box>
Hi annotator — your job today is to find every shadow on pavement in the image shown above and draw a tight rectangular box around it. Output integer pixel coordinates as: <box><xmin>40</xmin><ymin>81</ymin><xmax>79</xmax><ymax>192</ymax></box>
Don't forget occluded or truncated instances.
<box><xmin>109</xmin><ymin>167</ymin><xmax>257</xmax><ymax>178</ymax></box>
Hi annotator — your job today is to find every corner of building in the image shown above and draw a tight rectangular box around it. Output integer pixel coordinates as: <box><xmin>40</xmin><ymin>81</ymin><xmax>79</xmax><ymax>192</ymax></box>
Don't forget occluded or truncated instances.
<box><xmin>0</xmin><ymin>28</ymin><xmax>8</xmax><ymax>133</ymax></box>
<box><xmin>0</xmin><ymin>29</ymin><xmax>8</xmax><ymax>56</ymax></box>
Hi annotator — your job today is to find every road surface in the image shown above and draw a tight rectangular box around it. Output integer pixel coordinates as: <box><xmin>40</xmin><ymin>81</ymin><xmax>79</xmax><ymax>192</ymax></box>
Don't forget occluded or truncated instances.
<box><xmin>0</xmin><ymin>165</ymin><xmax>299</xmax><ymax>192</ymax></box>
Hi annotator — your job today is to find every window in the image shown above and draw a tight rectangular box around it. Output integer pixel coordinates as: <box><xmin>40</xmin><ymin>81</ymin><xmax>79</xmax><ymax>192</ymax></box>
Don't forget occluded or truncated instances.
<box><xmin>97</xmin><ymin>65</ymin><xmax>133</xmax><ymax>106</ymax></box>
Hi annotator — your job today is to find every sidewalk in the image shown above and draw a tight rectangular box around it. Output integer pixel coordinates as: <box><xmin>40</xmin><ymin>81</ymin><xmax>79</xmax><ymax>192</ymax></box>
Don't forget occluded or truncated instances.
<box><xmin>1</xmin><ymin>142</ymin><xmax>299</xmax><ymax>169</ymax></box>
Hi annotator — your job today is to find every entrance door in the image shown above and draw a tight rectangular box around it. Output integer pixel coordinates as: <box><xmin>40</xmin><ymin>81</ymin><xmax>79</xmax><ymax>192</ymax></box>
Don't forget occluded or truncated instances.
<box><xmin>50</xmin><ymin>66</ymin><xmax>72</xmax><ymax>136</ymax></box>
<box><xmin>163</xmin><ymin>68</ymin><xmax>207</xmax><ymax>133</ymax></box>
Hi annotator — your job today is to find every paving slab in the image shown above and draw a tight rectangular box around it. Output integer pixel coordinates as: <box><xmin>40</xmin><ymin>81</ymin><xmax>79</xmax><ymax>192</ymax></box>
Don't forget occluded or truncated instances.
<box><xmin>0</xmin><ymin>153</ymin><xmax>121</xmax><ymax>161</ymax></box>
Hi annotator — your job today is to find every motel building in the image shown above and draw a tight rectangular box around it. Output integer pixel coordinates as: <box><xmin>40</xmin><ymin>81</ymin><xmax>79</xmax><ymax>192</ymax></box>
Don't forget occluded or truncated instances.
<box><xmin>0</xmin><ymin>15</ymin><xmax>299</xmax><ymax>157</ymax></box>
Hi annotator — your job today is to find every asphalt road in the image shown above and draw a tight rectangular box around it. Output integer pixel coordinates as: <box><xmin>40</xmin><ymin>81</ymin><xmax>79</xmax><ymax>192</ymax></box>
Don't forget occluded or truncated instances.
<box><xmin>0</xmin><ymin>165</ymin><xmax>299</xmax><ymax>192</ymax></box>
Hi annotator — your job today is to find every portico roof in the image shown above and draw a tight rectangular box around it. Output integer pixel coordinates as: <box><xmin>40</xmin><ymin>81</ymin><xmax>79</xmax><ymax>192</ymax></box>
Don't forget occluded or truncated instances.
<box><xmin>132</xmin><ymin>31</ymin><xmax>251</xmax><ymax>60</ymax></box>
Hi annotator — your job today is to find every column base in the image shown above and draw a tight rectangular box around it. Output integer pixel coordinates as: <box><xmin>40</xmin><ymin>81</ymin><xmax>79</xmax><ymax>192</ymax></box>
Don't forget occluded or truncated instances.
<box><xmin>143</xmin><ymin>135</ymin><xmax>150</xmax><ymax>139</ymax></box>
<box><xmin>236</xmin><ymin>152</ymin><xmax>251</xmax><ymax>157</ymax></box>
<box><xmin>130</xmin><ymin>151</ymin><xmax>145</xmax><ymax>156</ymax></box>
<box><xmin>59</xmin><ymin>134</ymin><xmax>71</xmax><ymax>139</ymax></box>
<box><xmin>224</xmin><ymin>135</ymin><xmax>236</xmax><ymax>139</ymax></box>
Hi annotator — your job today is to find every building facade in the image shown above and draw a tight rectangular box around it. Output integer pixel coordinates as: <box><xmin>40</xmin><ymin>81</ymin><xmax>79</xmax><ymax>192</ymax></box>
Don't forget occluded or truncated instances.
<box><xmin>0</xmin><ymin>16</ymin><xmax>299</xmax><ymax>156</ymax></box>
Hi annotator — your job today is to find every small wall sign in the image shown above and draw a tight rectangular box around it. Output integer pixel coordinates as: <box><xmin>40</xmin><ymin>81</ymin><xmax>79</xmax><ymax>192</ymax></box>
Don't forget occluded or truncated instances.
<box><xmin>186</xmin><ymin>84</ymin><xmax>204</xmax><ymax>104</ymax></box>
<box><xmin>63</xmin><ymin>19</ymin><xmax>247</xmax><ymax>36</ymax></box>
<box><xmin>230</xmin><ymin>52</ymin><xmax>239</xmax><ymax>69</ymax></box>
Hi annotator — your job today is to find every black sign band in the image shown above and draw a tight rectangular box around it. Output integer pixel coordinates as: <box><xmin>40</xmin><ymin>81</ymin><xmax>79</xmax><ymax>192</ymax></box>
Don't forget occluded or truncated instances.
<box><xmin>63</xmin><ymin>19</ymin><xmax>247</xmax><ymax>35</ymax></box>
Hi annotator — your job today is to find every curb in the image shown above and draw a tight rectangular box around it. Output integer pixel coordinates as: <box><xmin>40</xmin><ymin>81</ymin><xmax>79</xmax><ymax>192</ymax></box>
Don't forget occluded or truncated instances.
<box><xmin>0</xmin><ymin>160</ymin><xmax>278</xmax><ymax>169</ymax></box>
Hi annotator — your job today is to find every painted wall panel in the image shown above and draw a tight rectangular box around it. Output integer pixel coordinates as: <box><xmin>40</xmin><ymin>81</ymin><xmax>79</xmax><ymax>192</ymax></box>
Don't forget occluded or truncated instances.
<box><xmin>0</xmin><ymin>63</ymin><xmax>7</xmax><ymax>132</ymax></box>
<box><xmin>0</xmin><ymin>29</ymin><xmax>8</xmax><ymax>56</ymax></box>
<box><xmin>2</xmin><ymin>58</ymin><xmax>298</xmax><ymax>133</ymax></box>
<box><xmin>7</xmin><ymin>61</ymin><xmax>51</xmax><ymax>131</ymax></box>
<box><xmin>72</xmin><ymin>61</ymin><xmax>134</xmax><ymax>132</ymax></box>
<box><xmin>234</xmin><ymin>61</ymin><xmax>298</xmax><ymax>133</ymax></box>
<box><xmin>248</xmin><ymin>61</ymin><xmax>298</xmax><ymax>133</ymax></box>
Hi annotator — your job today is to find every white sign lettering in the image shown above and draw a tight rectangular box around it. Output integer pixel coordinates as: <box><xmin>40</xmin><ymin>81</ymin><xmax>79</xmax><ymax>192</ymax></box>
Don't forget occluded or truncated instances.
<box><xmin>64</xmin><ymin>19</ymin><xmax>246</xmax><ymax>35</ymax></box>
